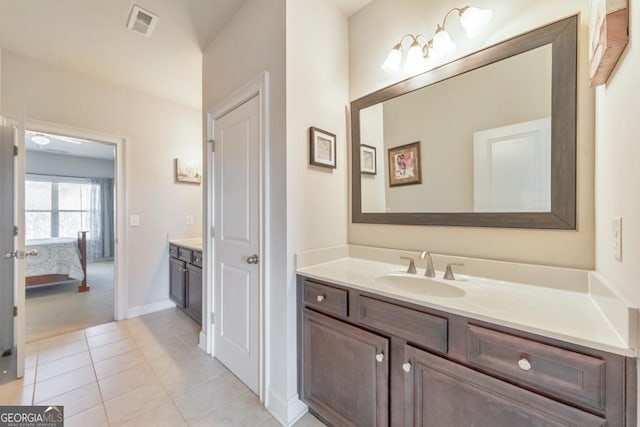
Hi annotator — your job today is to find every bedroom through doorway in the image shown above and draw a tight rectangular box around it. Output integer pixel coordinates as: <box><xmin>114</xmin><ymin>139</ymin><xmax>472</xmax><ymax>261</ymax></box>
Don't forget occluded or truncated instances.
<box><xmin>24</xmin><ymin>130</ymin><xmax>117</xmax><ymax>343</ymax></box>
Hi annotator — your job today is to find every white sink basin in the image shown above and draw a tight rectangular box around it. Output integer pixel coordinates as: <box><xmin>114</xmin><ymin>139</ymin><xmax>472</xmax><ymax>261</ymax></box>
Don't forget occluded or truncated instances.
<box><xmin>374</xmin><ymin>273</ymin><xmax>466</xmax><ymax>298</ymax></box>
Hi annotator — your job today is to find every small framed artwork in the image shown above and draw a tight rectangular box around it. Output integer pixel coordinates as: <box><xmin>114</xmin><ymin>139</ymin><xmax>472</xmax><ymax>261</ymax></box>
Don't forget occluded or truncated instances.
<box><xmin>175</xmin><ymin>158</ymin><xmax>202</xmax><ymax>185</ymax></box>
<box><xmin>360</xmin><ymin>145</ymin><xmax>377</xmax><ymax>175</ymax></box>
<box><xmin>309</xmin><ymin>126</ymin><xmax>336</xmax><ymax>169</ymax></box>
<box><xmin>388</xmin><ymin>141</ymin><xmax>422</xmax><ymax>187</ymax></box>
<box><xmin>589</xmin><ymin>0</ymin><xmax>628</xmax><ymax>86</ymax></box>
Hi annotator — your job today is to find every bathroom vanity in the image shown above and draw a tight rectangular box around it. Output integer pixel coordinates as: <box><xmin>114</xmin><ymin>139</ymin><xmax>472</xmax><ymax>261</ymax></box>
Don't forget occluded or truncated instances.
<box><xmin>169</xmin><ymin>239</ymin><xmax>203</xmax><ymax>325</ymax></box>
<box><xmin>296</xmin><ymin>249</ymin><xmax>636</xmax><ymax>427</ymax></box>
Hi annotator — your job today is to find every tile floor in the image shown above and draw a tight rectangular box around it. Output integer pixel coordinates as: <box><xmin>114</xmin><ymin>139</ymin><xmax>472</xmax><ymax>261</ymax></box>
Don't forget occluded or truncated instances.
<box><xmin>0</xmin><ymin>308</ymin><xmax>325</xmax><ymax>427</ymax></box>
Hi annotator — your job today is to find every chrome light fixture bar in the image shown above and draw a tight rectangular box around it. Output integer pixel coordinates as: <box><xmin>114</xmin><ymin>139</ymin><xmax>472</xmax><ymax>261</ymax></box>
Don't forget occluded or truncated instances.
<box><xmin>381</xmin><ymin>5</ymin><xmax>492</xmax><ymax>74</ymax></box>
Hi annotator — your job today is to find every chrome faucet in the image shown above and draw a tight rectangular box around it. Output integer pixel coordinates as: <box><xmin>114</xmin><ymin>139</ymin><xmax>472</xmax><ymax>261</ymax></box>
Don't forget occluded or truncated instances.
<box><xmin>444</xmin><ymin>263</ymin><xmax>464</xmax><ymax>280</ymax></box>
<box><xmin>400</xmin><ymin>257</ymin><xmax>417</xmax><ymax>274</ymax></box>
<box><xmin>419</xmin><ymin>251</ymin><xmax>435</xmax><ymax>277</ymax></box>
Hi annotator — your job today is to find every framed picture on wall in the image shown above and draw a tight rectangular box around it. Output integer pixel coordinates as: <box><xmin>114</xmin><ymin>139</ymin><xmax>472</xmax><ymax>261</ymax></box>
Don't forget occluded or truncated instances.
<box><xmin>175</xmin><ymin>158</ymin><xmax>202</xmax><ymax>185</ymax></box>
<box><xmin>589</xmin><ymin>0</ymin><xmax>629</xmax><ymax>86</ymax></box>
<box><xmin>388</xmin><ymin>141</ymin><xmax>421</xmax><ymax>187</ymax></box>
<box><xmin>309</xmin><ymin>126</ymin><xmax>336</xmax><ymax>169</ymax></box>
<box><xmin>360</xmin><ymin>145</ymin><xmax>376</xmax><ymax>175</ymax></box>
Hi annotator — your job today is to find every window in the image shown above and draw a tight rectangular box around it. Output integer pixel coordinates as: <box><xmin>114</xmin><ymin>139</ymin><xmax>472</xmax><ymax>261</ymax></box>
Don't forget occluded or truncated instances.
<box><xmin>25</xmin><ymin>177</ymin><xmax>95</xmax><ymax>240</ymax></box>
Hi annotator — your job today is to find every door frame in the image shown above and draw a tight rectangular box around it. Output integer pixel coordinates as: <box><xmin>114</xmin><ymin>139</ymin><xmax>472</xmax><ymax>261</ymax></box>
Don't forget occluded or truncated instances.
<box><xmin>21</xmin><ymin>119</ymin><xmax>128</xmax><ymax>320</ymax></box>
<box><xmin>205</xmin><ymin>71</ymin><xmax>270</xmax><ymax>402</ymax></box>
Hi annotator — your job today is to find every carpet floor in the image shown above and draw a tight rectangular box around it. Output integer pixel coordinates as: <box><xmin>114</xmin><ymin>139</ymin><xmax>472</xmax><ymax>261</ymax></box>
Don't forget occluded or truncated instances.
<box><xmin>26</xmin><ymin>261</ymin><xmax>114</xmax><ymax>343</ymax></box>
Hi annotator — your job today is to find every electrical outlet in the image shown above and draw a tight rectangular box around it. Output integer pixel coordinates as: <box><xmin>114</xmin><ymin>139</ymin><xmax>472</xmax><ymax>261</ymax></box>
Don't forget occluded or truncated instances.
<box><xmin>186</xmin><ymin>214</ymin><xmax>194</xmax><ymax>225</ymax></box>
<box><xmin>129</xmin><ymin>214</ymin><xmax>140</xmax><ymax>227</ymax></box>
<box><xmin>612</xmin><ymin>216</ymin><xmax>622</xmax><ymax>261</ymax></box>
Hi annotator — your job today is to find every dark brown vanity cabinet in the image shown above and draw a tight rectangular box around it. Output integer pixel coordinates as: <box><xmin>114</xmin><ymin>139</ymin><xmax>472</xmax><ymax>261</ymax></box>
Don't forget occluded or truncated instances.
<box><xmin>297</xmin><ymin>276</ymin><xmax>636</xmax><ymax>427</ymax></box>
<box><xmin>302</xmin><ymin>309</ymin><xmax>389</xmax><ymax>427</ymax></box>
<box><xmin>169</xmin><ymin>244</ymin><xmax>202</xmax><ymax>325</ymax></box>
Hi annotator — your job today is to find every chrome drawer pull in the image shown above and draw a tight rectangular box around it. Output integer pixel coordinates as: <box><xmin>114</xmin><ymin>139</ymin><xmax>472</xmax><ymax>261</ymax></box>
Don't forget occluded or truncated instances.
<box><xmin>316</xmin><ymin>295</ymin><xmax>325</xmax><ymax>302</ymax></box>
<box><xmin>375</xmin><ymin>353</ymin><xmax>385</xmax><ymax>362</ymax></box>
<box><xmin>518</xmin><ymin>357</ymin><xmax>532</xmax><ymax>371</ymax></box>
<box><xmin>402</xmin><ymin>362</ymin><xmax>412</xmax><ymax>373</ymax></box>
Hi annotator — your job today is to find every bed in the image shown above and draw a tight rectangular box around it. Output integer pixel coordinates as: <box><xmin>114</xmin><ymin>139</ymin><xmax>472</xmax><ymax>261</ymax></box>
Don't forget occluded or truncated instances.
<box><xmin>25</xmin><ymin>231</ymin><xmax>90</xmax><ymax>292</ymax></box>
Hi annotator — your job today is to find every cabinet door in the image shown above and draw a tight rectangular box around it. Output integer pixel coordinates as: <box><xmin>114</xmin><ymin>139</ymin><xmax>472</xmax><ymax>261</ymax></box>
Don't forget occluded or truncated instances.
<box><xmin>403</xmin><ymin>345</ymin><xmax>605</xmax><ymax>427</ymax></box>
<box><xmin>169</xmin><ymin>257</ymin><xmax>186</xmax><ymax>308</ymax></box>
<box><xmin>302</xmin><ymin>309</ymin><xmax>389</xmax><ymax>427</ymax></box>
<box><xmin>186</xmin><ymin>264</ymin><xmax>202</xmax><ymax>325</ymax></box>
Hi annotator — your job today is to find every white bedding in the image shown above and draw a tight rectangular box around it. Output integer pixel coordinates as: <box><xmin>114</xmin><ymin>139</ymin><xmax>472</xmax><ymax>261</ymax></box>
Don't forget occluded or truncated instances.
<box><xmin>26</xmin><ymin>237</ymin><xmax>84</xmax><ymax>280</ymax></box>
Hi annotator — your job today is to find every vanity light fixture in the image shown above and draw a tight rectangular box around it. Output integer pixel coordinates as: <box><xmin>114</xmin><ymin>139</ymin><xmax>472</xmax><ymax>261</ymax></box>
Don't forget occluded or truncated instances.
<box><xmin>381</xmin><ymin>5</ymin><xmax>492</xmax><ymax>74</ymax></box>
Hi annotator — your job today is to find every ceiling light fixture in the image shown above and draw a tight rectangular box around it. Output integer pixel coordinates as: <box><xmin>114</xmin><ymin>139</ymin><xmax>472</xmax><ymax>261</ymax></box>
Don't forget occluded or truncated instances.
<box><xmin>381</xmin><ymin>5</ymin><xmax>492</xmax><ymax>75</ymax></box>
<box><xmin>31</xmin><ymin>134</ymin><xmax>51</xmax><ymax>146</ymax></box>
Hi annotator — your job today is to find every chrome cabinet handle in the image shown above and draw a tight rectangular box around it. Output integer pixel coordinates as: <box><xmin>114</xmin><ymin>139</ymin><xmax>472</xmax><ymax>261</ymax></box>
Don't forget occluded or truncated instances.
<box><xmin>402</xmin><ymin>362</ymin><xmax>412</xmax><ymax>373</ymax></box>
<box><xmin>518</xmin><ymin>357</ymin><xmax>532</xmax><ymax>371</ymax></box>
<box><xmin>316</xmin><ymin>295</ymin><xmax>325</xmax><ymax>302</ymax></box>
<box><xmin>246</xmin><ymin>254</ymin><xmax>259</xmax><ymax>265</ymax></box>
<box><xmin>376</xmin><ymin>353</ymin><xmax>385</xmax><ymax>362</ymax></box>
<box><xmin>2</xmin><ymin>251</ymin><xmax>16</xmax><ymax>259</ymax></box>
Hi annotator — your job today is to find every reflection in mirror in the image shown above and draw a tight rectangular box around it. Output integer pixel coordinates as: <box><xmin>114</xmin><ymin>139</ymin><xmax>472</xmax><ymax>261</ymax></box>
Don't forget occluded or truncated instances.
<box><xmin>352</xmin><ymin>15</ymin><xmax>577</xmax><ymax>229</ymax></box>
<box><xmin>360</xmin><ymin>45</ymin><xmax>552</xmax><ymax>214</ymax></box>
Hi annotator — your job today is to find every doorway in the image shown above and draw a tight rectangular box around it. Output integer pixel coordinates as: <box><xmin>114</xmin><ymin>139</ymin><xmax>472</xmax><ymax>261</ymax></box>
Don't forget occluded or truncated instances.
<box><xmin>24</xmin><ymin>130</ymin><xmax>117</xmax><ymax>342</ymax></box>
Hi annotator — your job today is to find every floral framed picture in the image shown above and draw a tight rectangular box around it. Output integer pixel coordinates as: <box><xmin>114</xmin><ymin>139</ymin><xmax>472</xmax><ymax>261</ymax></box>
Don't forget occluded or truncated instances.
<box><xmin>309</xmin><ymin>126</ymin><xmax>336</xmax><ymax>169</ymax></box>
<box><xmin>360</xmin><ymin>145</ymin><xmax>376</xmax><ymax>175</ymax></box>
<box><xmin>388</xmin><ymin>141</ymin><xmax>421</xmax><ymax>187</ymax></box>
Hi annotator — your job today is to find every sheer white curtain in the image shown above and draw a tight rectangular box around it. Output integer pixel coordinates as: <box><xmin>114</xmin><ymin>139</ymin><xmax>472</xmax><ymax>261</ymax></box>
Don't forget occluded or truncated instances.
<box><xmin>87</xmin><ymin>178</ymin><xmax>114</xmax><ymax>261</ymax></box>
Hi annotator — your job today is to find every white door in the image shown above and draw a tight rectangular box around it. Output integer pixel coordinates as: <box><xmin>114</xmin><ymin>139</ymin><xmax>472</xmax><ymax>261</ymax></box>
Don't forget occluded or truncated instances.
<box><xmin>0</xmin><ymin>117</ymin><xmax>27</xmax><ymax>379</ymax></box>
<box><xmin>473</xmin><ymin>118</ymin><xmax>551</xmax><ymax>212</ymax></box>
<box><xmin>213</xmin><ymin>95</ymin><xmax>261</xmax><ymax>394</ymax></box>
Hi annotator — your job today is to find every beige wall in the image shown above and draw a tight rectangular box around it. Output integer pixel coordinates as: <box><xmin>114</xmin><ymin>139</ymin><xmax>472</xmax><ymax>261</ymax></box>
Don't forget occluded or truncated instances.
<box><xmin>359</xmin><ymin>103</ymin><xmax>386</xmax><ymax>211</ymax></box>
<box><xmin>595</xmin><ymin>4</ymin><xmax>640</xmax><ymax>306</ymax></box>
<box><xmin>287</xmin><ymin>0</ymin><xmax>350</xmax><ymax>410</ymax></box>
<box><xmin>349</xmin><ymin>0</ymin><xmax>595</xmax><ymax>268</ymax></box>
<box><xmin>202</xmin><ymin>0</ymin><xmax>291</xmax><ymax>420</ymax></box>
<box><xmin>1</xmin><ymin>50</ymin><xmax>203</xmax><ymax>311</ymax></box>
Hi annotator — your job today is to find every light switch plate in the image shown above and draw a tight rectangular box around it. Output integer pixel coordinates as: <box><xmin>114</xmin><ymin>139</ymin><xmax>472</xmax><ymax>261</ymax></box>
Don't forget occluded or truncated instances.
<box><xmin>612</xmin><ymin>216</ymin><xmax>622</xmax><ymax>261</ymax></box>
<box><xmin>129</xmin><ymin>214</ymin><xmax>140</xmax><ymax>227</ymax></box>
<box><xmin>186</xmin><ymin>214</ymin><xmax>194</xmax><ymax>225</ymax></box>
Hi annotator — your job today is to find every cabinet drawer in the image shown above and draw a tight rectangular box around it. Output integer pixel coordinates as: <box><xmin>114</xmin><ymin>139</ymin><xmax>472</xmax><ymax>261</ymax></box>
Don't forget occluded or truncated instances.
<box><xmin>303</xmin><ymin>280</ymin><xmax>348</xmax><ymax>317</ymax></box>
<box><xmin>178</xmin><ymin>247</ymin><xmax>193</xmax><ymax>263</ymax></box>
<box><xmin>169</xmin><ymin>245</ymin><xmax>179</xmax><ymax>258</ymax></box>
<box><xmin>357</xmin><ymin>296</ymin><xmax>447</xmax><ymax>354</ymax></box>
<box><xmin>466</xmin><ymin>324</ymin><xmax>606</xmax><ymax>413</ymax></box>
<box><xmin>192</xmin><ymin>251</ymin><xmax>203</xmax><ymax>267</ymax></box>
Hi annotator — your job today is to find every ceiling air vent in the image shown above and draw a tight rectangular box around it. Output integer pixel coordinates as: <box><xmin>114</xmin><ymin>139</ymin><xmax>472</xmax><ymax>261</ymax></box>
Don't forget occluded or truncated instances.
<box><xmin>127</xmin><ymin>4</ymin><xmax>158</xmax><ymax>37</ymax></box>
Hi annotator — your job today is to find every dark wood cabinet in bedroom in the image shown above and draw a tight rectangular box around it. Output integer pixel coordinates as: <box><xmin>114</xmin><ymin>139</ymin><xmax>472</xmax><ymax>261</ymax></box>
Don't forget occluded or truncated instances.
<box><xmin>169</xmin><ymin>244</ymin><xmax>202</xmax><ymax>325</ymax></box>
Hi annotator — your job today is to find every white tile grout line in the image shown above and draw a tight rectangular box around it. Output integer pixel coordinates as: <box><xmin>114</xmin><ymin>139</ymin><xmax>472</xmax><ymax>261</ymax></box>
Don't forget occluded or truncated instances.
<box><xmin>83</xmin><ymin>328</ymin><xmax>111</xmax><ymax>427</ymax></box>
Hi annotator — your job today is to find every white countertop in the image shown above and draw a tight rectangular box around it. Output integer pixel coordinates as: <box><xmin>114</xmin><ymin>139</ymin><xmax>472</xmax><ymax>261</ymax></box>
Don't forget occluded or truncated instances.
<box><xmin>168</xmin><ymin>238</ymin><xmax>202</xmax><ymax>252</ymax></box>
<box><xmin>297</xmin><ymin>256</ymin><xmax>636</xmax><ymax>357</ymax></box>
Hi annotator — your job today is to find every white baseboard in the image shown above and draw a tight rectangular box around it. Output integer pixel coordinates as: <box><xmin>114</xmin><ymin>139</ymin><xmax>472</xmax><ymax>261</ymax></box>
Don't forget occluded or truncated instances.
<box><xmin>267</xmin><ymin>388</ymin><xmax>307</xmax><ymax>427</ymax></box>
<box><xmin>198</xmin><ymin>331</ymin><xmax>208</xmax><ymax>353</ymax></box>
<box><xmin>127</xmin><ymin>299</ymin><xmax>176</xmax><ymax>319</ymax></box>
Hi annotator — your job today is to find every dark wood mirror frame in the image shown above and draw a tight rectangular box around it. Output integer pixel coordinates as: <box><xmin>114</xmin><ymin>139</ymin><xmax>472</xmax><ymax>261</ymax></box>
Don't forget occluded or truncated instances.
<box><xmin>351</xmin><ymin>15</ymin><xmax>577</xmax><ymax>229</ymax></box>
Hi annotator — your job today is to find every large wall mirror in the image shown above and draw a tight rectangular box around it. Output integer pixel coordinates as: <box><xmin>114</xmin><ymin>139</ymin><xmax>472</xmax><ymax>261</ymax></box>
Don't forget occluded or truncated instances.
<box><xmin>351</xmin><ymin>15</ymin><xmax>577</xmax><ymax>229</ymax></box>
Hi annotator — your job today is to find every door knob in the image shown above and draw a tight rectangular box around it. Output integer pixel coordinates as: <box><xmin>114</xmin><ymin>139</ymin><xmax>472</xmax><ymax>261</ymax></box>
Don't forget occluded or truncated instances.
<box><xmin>375</xmin><ymin>353</ymin><xmax>385</xmax><ymax>362</ymax></box>
<box><xmin>402</xmin><ymin>362</ymin><xmax>412</xmax><ymax>373</ymax></box>
<box><xmin>4</xmin><ymin>249</ymin><xmax>39</xmax><ymax>260</ymax></box>
<box><xmin>25</xmin><ymin>249</ymin><xmax>39</xmax><ymax>257</ymax></box>
<box><xmin>246</xmin><ymin>254</ymin><xmax>259</xmax><ymax>265</ymax></box>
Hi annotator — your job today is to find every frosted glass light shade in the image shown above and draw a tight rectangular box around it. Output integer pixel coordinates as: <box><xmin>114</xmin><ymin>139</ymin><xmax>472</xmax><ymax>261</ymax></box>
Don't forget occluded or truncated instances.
<box><xmin>431</xmin><ymin>29</ymin><xmax>456</xmax><ymax>59</ymax></box>
<box><xmin>403</xmin><ymin>41</ymin><xmax>427</xmax><ymax>74</ymax></box>
<box><xmin>460</xmin><ymin>7</ymin><xmax>492</xmax><ymax>39</ymax></box>
<box><xmin>32</xmin><ymin>135</ymin><xmax>50</xmax><ymax>146</ymax></box>
<box><xmin>381</xmin><ymin>45</ymin><xmax>402</xmax><ymax>73</ymax></box>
